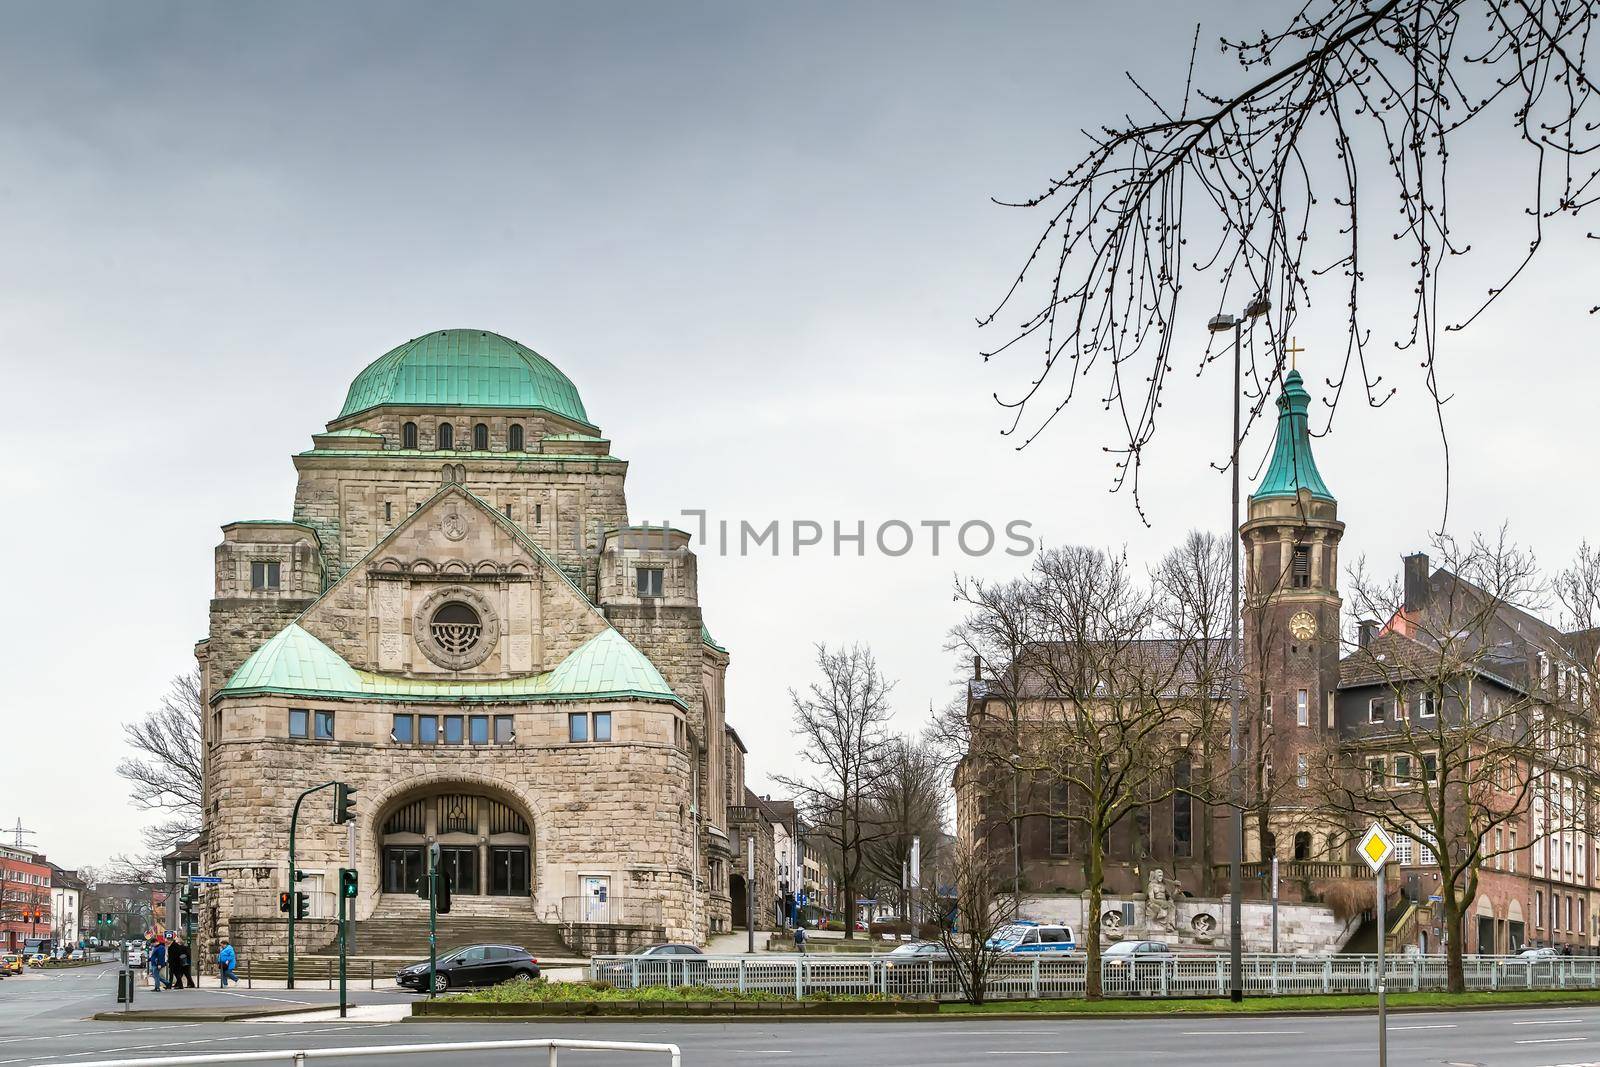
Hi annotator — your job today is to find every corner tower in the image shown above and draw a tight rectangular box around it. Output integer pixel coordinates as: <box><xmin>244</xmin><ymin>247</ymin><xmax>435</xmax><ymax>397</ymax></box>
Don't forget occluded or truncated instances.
<box><xmin>1240</xmin><ymin>369</ymin><xmax>1344</xmax><ymax>863</ymax></box>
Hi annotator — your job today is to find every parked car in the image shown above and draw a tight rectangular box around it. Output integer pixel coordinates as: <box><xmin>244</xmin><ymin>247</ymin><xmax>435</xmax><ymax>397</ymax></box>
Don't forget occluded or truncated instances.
<box><xmin>1101</xmin><ymin>940</ymin><xmax>1176</xmax><ymax>984</ymax></box>
<box><xmin>68</xmin><ymin>949</ymin><xmax>85</xmax><ymax>961</ymax></box>
<box><xmin>25</xmin><ymin>953</ymin><xmax>49</xmax><ymax>967</ymax></box>
<box><xmin>395</xmin><ymin>944</ymin><xmax>539</xmax><ymax>993</ymax></box>
<box><xmin>0</xmin><ymin>954</ymin><xmax>22</xmax><ymax>975</ymax></box>
<box><xmin>986</xmin><ymin>921</ymin><xmax>1077</xmax><ymax>953</ymax></box>
<box><xmin>595</xmin><ymin>943</ymin><xmax>707</xmax><ymax>985</ymax></box>
<box><xmin>126</xmin><ymin>943</ymin><xmax>146</xmax><ymax>968</ymax></box>
<box><xmin>1517</xmin><ymin>946</ymin><xmax>1561</xmax><ymax>961</ymax></box>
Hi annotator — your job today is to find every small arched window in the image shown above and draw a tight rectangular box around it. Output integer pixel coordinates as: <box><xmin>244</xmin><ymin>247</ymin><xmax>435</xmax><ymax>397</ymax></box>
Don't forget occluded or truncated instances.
<box><xmin>402</xmin><ymin>422</ymin><xmax>418</xmax><ymax>450</ymax></box>
<box><xmin>474</xmin><ymin>423</ymin><xmax>488</xmax><ymax>451</ymax></box>
<box><xmin>437</xmin><ymin>423</ymin><xmax>454</xmax><ymax>450</ymax></box>
<box><xmin>508</xmin><ymin>424</ymin><xmax>524</xmax><ymax>452</ymax></box>
<box><xmin>1294</xmin><ymin>831</ymin><xmax>1312</xmax><ymax>861</ymax></box>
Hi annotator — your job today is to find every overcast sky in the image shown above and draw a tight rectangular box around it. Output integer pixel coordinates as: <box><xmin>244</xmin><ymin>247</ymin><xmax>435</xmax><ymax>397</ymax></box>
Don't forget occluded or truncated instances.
<box><xmin>2</xmin><ymin>1</ymin><xmax>1594</xmax><ymax>869</ymax></box>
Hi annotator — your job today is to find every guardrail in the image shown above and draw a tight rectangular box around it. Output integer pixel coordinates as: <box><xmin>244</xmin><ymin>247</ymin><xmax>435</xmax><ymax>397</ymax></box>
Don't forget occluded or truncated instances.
<box><xmin>588</xmin><ymin>952</ymin><xmax>1600</xmax><ymax>1000</ymax></box>
<box><xmin>46</xmin><ymin>1038</ymin><xmax>681</xmax><ymax>1067</ymax></box>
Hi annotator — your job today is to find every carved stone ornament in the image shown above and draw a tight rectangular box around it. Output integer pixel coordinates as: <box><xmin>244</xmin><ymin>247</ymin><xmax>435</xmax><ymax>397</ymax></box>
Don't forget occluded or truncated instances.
<box><xmin>412</xmin><ymin>585</ymin><xmax>500</xmax><ymax>670</ymax></box>
<box><xmin>441</xmin><ymin>506</ymin><xmax>470</xmax><ymax>542</ymax></box>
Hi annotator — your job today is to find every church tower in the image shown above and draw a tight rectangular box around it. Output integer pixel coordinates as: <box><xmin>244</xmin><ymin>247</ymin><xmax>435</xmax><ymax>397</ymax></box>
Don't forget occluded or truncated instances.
<box><xmin>1241</xmin><ymin>368</ymin><xmax>1344</xmax><ymax>864</ymax></box>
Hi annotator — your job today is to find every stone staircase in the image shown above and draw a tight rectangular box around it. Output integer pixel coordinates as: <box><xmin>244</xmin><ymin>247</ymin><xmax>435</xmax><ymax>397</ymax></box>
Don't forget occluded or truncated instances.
<box><xmin>241</xmin><ymin>895</ymin><xmax>575</xmax><ymax>979</ymax></box>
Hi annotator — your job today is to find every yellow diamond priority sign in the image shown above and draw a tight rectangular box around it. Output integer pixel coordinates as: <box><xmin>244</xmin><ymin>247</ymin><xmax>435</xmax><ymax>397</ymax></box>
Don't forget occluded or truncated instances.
<box><xmin>1358</xmin><ymin>823</ymin><xmax>1395</xmax><ymax>872</ymax></box>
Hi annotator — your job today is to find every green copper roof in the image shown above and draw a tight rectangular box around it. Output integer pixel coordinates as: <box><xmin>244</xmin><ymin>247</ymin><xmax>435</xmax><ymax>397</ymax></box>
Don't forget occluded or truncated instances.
<box><xmin>701</xmin><ymin>623</ymin><xmax>727</xmax><ymax>654</ymax></box>
<box><xmin>220</xmin><ymin>624</ymin><xmax>680</xmax><ymax>707</ymax></box>
<box><xmin>1251</xmin><ymin>369</ymin><xmax>1334</xmax><ymax>503</ymax></box>
<box><xmin>317</xmin><ymin>428</ymin><xmax>384</xmax><ymax>438</ymax></box>
<box><xmin>337</xmin><ymin>329</ymin><xmax>593</xmax><ymax>427</ymax></box>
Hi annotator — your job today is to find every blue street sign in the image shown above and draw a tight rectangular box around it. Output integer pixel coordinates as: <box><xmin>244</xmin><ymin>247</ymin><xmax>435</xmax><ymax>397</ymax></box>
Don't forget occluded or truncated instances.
<box><xmin>188</xmin><ymin>876</ymin><xmax>223</xmax><ymax>885</ymax></box>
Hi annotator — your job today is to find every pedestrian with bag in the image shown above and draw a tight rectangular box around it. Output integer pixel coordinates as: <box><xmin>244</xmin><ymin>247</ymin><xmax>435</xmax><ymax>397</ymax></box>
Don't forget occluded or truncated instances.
<box><xmin>217</xmin><ymin>938</ymin><xmax>236</xmax><ymax>987</ymax></box>
<box><xmin>169</xmin><ymin>936</ymin><xmax>195</xmax><ymax>988</ymax></box>
<box><xmin>793</xmin><ymin>924</ymin><xmax>806</xmax><ymax>954</ymax></box>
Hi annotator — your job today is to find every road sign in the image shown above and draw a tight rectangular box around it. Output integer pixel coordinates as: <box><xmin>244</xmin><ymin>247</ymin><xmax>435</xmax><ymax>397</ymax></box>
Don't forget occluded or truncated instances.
<box><xmin>1358</xmin><ymin>823</ymin><xmax>1395</xmax><ymax>872</ymax></box>
<box><xmin>188</xmin><ymin>876</ymin><xmax>222</xmax><ymax>885</ymax></box>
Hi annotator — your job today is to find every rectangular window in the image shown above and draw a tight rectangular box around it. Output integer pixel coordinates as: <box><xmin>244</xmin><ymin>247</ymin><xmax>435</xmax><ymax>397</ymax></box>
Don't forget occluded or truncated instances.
<box><xmin>1418</xmin><ymin>691</ymin><xmax>1437</xmax><ymax>718</ymax></box>
<box><xmin>1393</xmin><ymin>755</ymin><xmax>1413</xmax><ymax>785</ymax></box>
<box><xmin>289</xmin><ymin>708</ymin><xmax>309</xmax><ymax>738</ymax></box>
<box><xmin>494</xmin><ymin>715</ymin><xmax>514</xmax><ymax>744</ymax></box>
<box><xmin>1369</xmin><ymin>697</ymin><xmax>1387</xmax><ymax>724</ymax></box>
<box><xmin>1291</xmin><ymin>545</ymin><xmax>1311</xmax><ymax>588</ymax></box>
<box><xmin>535</xmin><ymin>503</ymin><xmax>543</xmax><ymax>524</ymax></box>
<box><xmin>1263</xmin><ymin>693</ymin><xmax>1273</xmax><ymax>726</ymax></box>
<box><xmin>1395</xmin><ymin>833</ymin><xmax>1413</xmax><ymax>866</ymax></box>
<box><xmin>568</xmin><ymin>712</ymin><xmax>588</xmax><ymax>743</ymax></box>
<box><xmin>384</xmin><ymin>501</ymin><xmax>393</xmax><ymax>522</ymax></box>
<box><xmin>593</xmin><ymin>711</ymin><xmax>612</xmax><ymax>742</ymax></box>
<box><xmin>419</xmin><ymin>715</ymin><xmax>439</xmax><ymax>744</ymax></box>
<box><xmin>314</xmin><ymin>710</ymin><xmax>335</xmax><ymax>740</ymax></box>
<box><xmin>392</xmin><ymin>714</ymin><xmax>413</xmax><ymax>744</ymax></box>
<box><xmin>443</xmin><ymin>715</ymin><xmax>464</xmax><ymax>745</ymax></box>
<box><xmin>1510</xmin><ymin>830</ymin><xmax>1517</xmax><ymax>873</ymax></box>
<box><xmin>1297</xmin><ymin>689</ymin><xmax>1309</xmax><ymax>727</ymax></box>
<box><xmin>1327</xmin><ymin>691</ymin><xmax>1335</xmax><ymax>728</ymax></box>
<box><xmin>1173</xmin><ymin>765</ymin><xmax>1191</xmax><ymax>858</ymax></box>
<box><xmin>469</xmin><ymin>715</ymin><xmax>489</xmax><ymax>745</ymax></box>
<box><xmin>1422</xmin><ymin>752</ymin><xmax>1438</xmax><ymax>783</ymax></box>
<box><xmin>1537</xmin><ymin>889</ymin><xmax>1545</xmax><ymax>928</ymax></box>
<box><xmin>636</xmin><ymin>567</ymin><xmax>664</xmax><ymax>598</ymax></box>
<box><xmin>251</xmin><ymin>561</ymin><xmax>281</xmax><ymax>590</ymax></box>
<box><xmin>1368</xmin><ymin>757</ymin><xmax>1385</xmax><ymax>789</ymax></box>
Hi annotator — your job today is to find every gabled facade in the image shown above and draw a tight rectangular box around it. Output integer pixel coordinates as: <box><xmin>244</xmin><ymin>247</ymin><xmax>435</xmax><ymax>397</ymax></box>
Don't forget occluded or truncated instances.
<box><xmin>196</xmin><ymin>329</ymin><xmax>742</xmax><ymax>958</ymax></box>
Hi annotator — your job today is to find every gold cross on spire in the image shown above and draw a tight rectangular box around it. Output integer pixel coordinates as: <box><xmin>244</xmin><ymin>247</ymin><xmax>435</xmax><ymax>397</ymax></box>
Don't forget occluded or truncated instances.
<box><xmin>1285</xmin><ymin>336</ymin><xmax>1305</xmax><ymax>370</ymax></box>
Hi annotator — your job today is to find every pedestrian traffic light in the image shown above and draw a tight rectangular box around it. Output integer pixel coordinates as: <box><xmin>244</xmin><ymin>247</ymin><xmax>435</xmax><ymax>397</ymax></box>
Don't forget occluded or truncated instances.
<box><xmin>294</xmin><ymin>892</ymin><xmax>311</xmax><ymax>920</ymax></box>
<box><xmin>339</xmin><ymin>868</ymin><xmax>358</xmax><ymax>899</ymax></box>
<box><xmin>415</xmin><ymin>872</ymin><xmax>429</xmax><ymax>900</ymax></box>
<box><xmin>333</xmin><ymin>782</ymin><xmax>357</xmax><ymax>825</ymax></box>
<box><xmin>278</xmin><ymin>892</ymin><xmax>291</xmax><ymax>914</ymax></box>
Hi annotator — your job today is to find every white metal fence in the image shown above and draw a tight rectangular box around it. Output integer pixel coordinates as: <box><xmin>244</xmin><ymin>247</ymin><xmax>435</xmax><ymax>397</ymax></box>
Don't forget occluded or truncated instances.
<box><xmin>46</xmin><ymin>1039</ymin><xmax>680</xmax><ymax>1067</ymax></box>
<box><xmin>588</xmin><ymin>952</ymin><xmax>1600</xmax><ymax>1000</ymax></box>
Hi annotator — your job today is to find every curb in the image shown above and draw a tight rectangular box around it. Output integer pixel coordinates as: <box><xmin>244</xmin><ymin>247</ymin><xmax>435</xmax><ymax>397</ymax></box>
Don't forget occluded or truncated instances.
<box><xmin>412</xmin><ymin>1001</ymin><xmax>937</xmax><ymax>1020</ymax></box>
<box><xmin>91</xmin><ymin>1006</ymin><xmax>330</xmax><ymax>1023</ymax></box>
<box><xmin>398</xmin><ymin>996</ymin><xmax>1600</xmax><ymax>1024</ymax></box>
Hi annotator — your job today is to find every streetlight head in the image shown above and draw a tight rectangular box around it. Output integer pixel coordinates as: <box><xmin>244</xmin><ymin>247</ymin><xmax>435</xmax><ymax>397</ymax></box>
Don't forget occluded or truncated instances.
<box><xmin>1245</xmin><ymin>294</ymin><xmax>1271</xmax><ymax>319</ymax></box>
<box><xmin>1208</xmin><ymin>314</ymin><xmax>1238</xmax><ymax>333</ymax></box>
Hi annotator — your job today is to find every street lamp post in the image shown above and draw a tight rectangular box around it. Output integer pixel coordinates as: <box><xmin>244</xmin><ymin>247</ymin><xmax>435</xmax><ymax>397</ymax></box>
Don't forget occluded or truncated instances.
<box><xmin>1208</xmin><ymin>294</ymin><xmax>1270</xmax><ymax>1003</ymax></box>
<box><xmin>1011</xmin><ymin>752</ymin><xmax>1022</xmax><ymax>917</ymax></box>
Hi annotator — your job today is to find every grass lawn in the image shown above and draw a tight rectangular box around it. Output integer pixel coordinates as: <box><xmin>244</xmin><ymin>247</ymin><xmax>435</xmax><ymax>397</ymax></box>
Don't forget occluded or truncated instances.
<box><xmin>941</xmin><ymin>989</ymin><xmax>1600</xmax><ymax>1014</ymax></box>
<box><xmin>450</xmin><ymin>981</ymin><xmax>888</xmax><ymax>1005</ymax></box>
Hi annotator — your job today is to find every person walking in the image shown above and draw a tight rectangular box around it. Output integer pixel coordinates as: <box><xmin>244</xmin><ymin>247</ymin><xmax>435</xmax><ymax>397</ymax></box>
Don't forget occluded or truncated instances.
<box><xmin>793</xmin><ymin>924</ymin><xmax>807</xmax><ymax>954</ymax></box>
<box><xmin>169</xmin><ymin>936</ymin><xmax>195</xmax><ymax>988</ymax></box>
<box><xmin>149</xmin><ymin>938</ymin><xmax>169</xmax><ymax>992</ymax></box>
<box><xmin>217</xmin><ymin>938</ymin><xmax>236</xmax><ymax>987</ymax></box>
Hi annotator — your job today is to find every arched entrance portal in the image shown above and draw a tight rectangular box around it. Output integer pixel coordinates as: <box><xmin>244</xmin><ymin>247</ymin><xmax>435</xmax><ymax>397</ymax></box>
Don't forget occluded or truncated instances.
<box><xmin>730</xmin><ymin>874</ymin><xmax>748</xmax><ymax>930</ymax></box>
<box><xmin>380</xmin><ymin>790</ymin><xmax>534</xmax><ymax>899</ymax></box>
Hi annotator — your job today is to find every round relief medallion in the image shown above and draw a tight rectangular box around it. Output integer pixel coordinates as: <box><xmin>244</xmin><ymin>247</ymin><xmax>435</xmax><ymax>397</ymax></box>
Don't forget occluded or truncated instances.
<box><xmin>413</xmin><ymin>586</ymin><xmax>500</xmax><ymax>670</ymax></box>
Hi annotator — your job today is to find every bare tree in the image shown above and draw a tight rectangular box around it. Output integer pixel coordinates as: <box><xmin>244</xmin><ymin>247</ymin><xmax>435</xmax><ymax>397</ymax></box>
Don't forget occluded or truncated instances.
<box><xmin>920</xmin><ymin>836</ymin><xmax>1018</xmax><ymax>1005</ymax></box>
<box><xmin>1315</xmin><ymin>530</ymin><xmax>1564</xmax><ymax>992</ymax></box>
<box><xmin>980</xmin><ymin>0</ymin><xmax>1599</xmax><ymax>521</ymax></box>
<box><xmin>1555</xmin><ymin>540</ymin><xmax>1600</xmax><ymax>632</ymax></box>
<box><xmin>116</xmin><ymin>672</ymin><xmax>204</xmax><ymax>856</ymax></box>
<box><xmin>1151</xmin><ymin>530</ymin><xmax>1233</xmax><ymax>889</ymax></box>
<box><xmin>956</xmin><ymin>546</ymin><xmax>1206</xmax><ymax>998</ymax></box>
<box><xmin>775</xmin><ymin>643</ymin><xmax>897</xmax><ymax>940</ymax></box>
<box><xmin>863</xmin><ymin>736</ymin><xmax>948</xmax><ymax>922</ymax></box>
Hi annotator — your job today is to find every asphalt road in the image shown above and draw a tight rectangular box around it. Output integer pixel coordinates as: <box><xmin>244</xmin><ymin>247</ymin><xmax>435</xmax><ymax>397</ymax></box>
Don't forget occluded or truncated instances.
<box><xmin>10</xmin><ymin>961</ymin><xmax>1600</xmax><ymax>1066</ymax></box>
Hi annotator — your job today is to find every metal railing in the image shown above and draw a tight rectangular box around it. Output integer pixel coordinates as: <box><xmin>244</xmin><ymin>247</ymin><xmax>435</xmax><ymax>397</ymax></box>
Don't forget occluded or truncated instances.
<box><xmin>589</xmin><ymin>951</ymin><xmax>1600</xmax><ymax>1000</ymax></box>
<box><xmin>47</xmin><ymin>1038</ymin><xmax>680</xmax><ymax>1067</ymax></box>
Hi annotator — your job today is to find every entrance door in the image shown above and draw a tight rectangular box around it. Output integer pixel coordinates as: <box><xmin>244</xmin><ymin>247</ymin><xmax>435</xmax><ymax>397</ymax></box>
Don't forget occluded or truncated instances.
<box><xmin>383</xmin><ymin>847</ymin><xmax>423</xmax><ymax>894</ymax></box>
<box><xmin>490</xmin><ymin>848</ymin><xmax>530</xmax><ymax>896</ymax></box>
<box><xmin>582</xmin><ymin>876</ymin><xmax>610</xmax><ymax>923</ymax></box>
<box><xmin>440</xmin><ymin>847</ymin><xmax>479</xmax><ymax>895</ymax></box>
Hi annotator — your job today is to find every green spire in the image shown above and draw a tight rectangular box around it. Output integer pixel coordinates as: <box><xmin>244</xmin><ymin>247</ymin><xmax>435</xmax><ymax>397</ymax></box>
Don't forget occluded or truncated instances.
<box><xmin>1250</xmin><ymin>369</ymin><xmax>1334</xmax><ymax>503</ymax></box>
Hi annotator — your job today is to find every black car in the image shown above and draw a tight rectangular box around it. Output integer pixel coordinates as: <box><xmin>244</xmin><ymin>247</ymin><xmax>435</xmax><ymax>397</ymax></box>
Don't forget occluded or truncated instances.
<box><xmin>396</xmin><ymin>944</ymin><xmax>540</xmax><ymax>993</ymax></box>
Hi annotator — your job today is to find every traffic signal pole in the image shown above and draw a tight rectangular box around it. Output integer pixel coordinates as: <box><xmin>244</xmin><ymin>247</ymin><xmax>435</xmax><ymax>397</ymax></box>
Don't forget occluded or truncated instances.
<box><xmin>428</xmin><ymin>847</ymin><xmax>438</xmax><ymax>999</ymax></box>
<box><xmin>285</xmin><ymin>781</ymin><xmax>337</xmax><ymax>990</ymax></box>
<box><xmin>337</xmin><ymin>873</ymin><xmax>347</xmax><ymax>1018</ymax></box>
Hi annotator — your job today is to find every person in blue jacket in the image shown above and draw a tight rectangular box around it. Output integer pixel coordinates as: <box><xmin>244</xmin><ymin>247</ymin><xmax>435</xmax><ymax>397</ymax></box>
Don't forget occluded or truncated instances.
<box><xmin>217</xmin><ymin>938</ymin><xmax>236</xmax><ymax>987</ymax></box>
<box><xmin>149</xmin><ymin>938</ymin><xmax>169</xmax><ymax>991</ymax></box>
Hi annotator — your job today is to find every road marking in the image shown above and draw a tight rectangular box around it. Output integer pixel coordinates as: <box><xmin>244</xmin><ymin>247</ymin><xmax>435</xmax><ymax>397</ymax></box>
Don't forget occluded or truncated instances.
<box><xmin>1389</xmin><ymin>1024</ymin><xmax>1458</xmax><ymax>1030</ymax></box>
<box><xmin>1515</xmin><ymin>1019</ymin><xmax>1588</xmax><ymax>1025</ymax></box>
<box><xmin>1515</xmin><ymin>1036</ymin><xmax>1589</xmax><ymax>1045</ymax></box>
<box><xmin>943</xmin><ymin>1031</ymin><xmax>1057</xmax><ymax>1036</ymax></box>
<box><xmin>985</xmin><ymin>1054</ymin><xmax>1071</xmax><ymax>1058</ymax></box>
<box><xmin>1180</xmin><ymin>1030</ymin><xmax>1302</xmax><ymax>1036</ymax></box>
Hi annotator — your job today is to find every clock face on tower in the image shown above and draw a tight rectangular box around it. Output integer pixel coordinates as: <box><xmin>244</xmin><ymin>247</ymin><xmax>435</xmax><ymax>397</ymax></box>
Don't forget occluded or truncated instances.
<box><xmin>1290</xmin><ymin>610</ymin><xmax>1317</xmax><ymax>641</ymax></box>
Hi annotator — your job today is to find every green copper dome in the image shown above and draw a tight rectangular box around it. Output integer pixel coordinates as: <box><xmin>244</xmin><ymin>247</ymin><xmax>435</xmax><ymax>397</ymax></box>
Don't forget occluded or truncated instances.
<box><xmin>1251</xmin><ymin>369</ymin><xmax>1334</xmax><ymax>503</ymax></box>
<box><xmin>337</xmin><ymin>329</ymin><xmax>592</xmax><ymax>426</ymax></box>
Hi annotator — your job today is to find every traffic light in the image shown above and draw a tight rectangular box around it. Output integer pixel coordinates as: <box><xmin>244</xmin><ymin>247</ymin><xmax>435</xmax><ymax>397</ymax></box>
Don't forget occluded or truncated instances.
<box><xmin>436</xmin><ymin>872</ymin><xmax>452</xmax><ymax>915</ymax></box>
<box><xmin>339</xmin><ymin>868</ymin><xmax>358</xmax><ymax>899</ymax></box>
<box><xmin>333</xmin><ymin>782</ymin><xmax>357</xmax><ymax>825</ymax></box>
<box><xmin>278</xmin><ymin>892</ymin><xmax>291</xmax><ymax>914</ymax></box>
<box><xmin>294</xmin><ymin>892</ymin><xmax>311</xmax><ymax>920</ymax></box>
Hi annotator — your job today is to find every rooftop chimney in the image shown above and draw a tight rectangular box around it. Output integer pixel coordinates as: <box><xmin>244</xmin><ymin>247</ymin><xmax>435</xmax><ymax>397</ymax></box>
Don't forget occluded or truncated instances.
<box><xmin>1403</xmin><ymin>553</ymin><xmax>1430</xmax><ymax>613</ymax></box>
<box><xmin>973</xmin><ymin>654</ymin><xmax>982</xmax><ymax>681</ymax></box>
<box><xmin>1358</xmin><ymin>620</ymin><xmax>1379</xmax><ymax>648</ymax></box>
